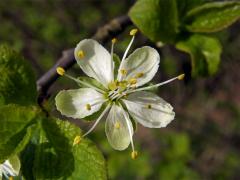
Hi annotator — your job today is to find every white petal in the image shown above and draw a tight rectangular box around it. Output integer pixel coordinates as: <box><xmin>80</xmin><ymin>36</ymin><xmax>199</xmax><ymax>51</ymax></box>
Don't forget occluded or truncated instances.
<box><xmin>117</xmin><ymin>46</ymin><xmax>160</xmax><ymax>87</ymax></box>
<box><xmin>74</xmin><ymin>39</ymin><xmax>114</xmax><ymax>88</ymax></box>
<box><xmin>55</xmin><ymin>88</ymin><xmax>105</xmax><ymax>119</ymax></box>
<box><xmin>1</xmin><ymin>156</ymin><xmax>20</xmax><ymax>177</ymax></box>
<box><xmin>105</xmin><ymin>104</ymin><xmax>133</xmax><ymax>150</ymax></box>
<box><xmin>122</xmin><ymin>91</ymin><xmax>175</xmax><ymax>128</ymax></box>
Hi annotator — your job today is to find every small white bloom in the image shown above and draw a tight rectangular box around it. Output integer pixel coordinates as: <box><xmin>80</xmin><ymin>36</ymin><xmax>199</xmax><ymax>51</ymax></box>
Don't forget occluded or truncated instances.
<box><xmin>55</xmin><ymin>29</ymin><xmax>184</xmax><ymax>158</ymax></box>
<box><xmin>0</xmin><ymin>156</ymin><xmax>20</xmax><ymax>179</ymax></box>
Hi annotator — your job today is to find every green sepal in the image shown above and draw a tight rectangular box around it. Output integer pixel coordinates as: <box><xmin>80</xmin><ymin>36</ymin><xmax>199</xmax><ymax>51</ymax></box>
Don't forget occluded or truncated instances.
<box><xmin>113</xmin><ymin>53</ymin><xmax>121</xmax><ymax>79</ymax></box>
<box><xmin>77</xmin><ymin>76</ymin><xmax>107</xmax><ymax>91</ymax></box>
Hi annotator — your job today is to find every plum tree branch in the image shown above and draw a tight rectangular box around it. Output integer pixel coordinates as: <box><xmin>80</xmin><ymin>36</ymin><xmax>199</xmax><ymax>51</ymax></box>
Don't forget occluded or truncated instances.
<box><xmin>37</xmin><ymin>15</ymin><xmax>132</xmax><ymax>104</ymax></box>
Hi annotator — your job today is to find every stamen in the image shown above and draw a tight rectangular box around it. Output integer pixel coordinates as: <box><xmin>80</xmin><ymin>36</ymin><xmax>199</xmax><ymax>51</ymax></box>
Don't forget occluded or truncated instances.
<box><xmin>119</xmin><ymin>103</ymin><xmax>136</xmax><ymax>159</ymax></box>
<box><xmin>130</xmin><ymin>29</ymin><xmax>138</xmax><ymax>36</ymax></box>
<box><xmin>111</xmin><ymin>38</ymin><xmax>117</xmax><ymax>44</ymax></box>
<box><xmin>131</xmin><ymin>151</ymin><xmax>138</xmax><ymax>160</ymax></box>
<box><xmin>177</xmin><ymin>73</ymin><xmax>185</xmax><ymax>80</ymax></box>
<box><xmin>77</xmin><ymin>50</ymin><xmax>85</xmax><ymax>59</ymax></box>
<box><xmin>147</xmin><ymin>104</ymin><xmax>152</xmax><ymax>109</ymax></box>
<box><xmin>135</xmin><ymin>72</ymin><xmax>144</xmax><ymax>78</ymax></box>
<box><xmin>56</xmin><ymin>67</ymin><xmax>65</xmax><ymax>76</ymax></box>
<box><xmin>117</xmin><ymin>29</ymin><xmax>138</xmax><ymax>81</ymax></box>
<box><xmin>120</xmin><ymin>69</ymin><xmax>127</xmax><ymax>76</ymax></box>
<box><xmin>85</xmin><ymin>104</ymin><xmax>91</xmax><ymax>111</ymax></box>
<box><xmin>82</xmin><ymin>104</ymin><xmax>111</xmax><ymax>138</ymax></box>
<box><xmin>129</xmin><ymin>78</ymin><xmax>137</xmax><ymax>85</ymax></box>
<box><xmin>126</xmin><ymin>74</ymin><xmax>184</xmax><ymax>94</ymax></box>
<box><xmin>108</xmin><ymin>81</ymin><xmax>118</xmax><ymax>91</ymax></box>
<box><xmin>114</xmin><ymin>121</ymin><xmax>121</xmax><ymax>129</ymax></box>
<box><xmin>73</xmin><ymin>135</ymin><xmax>81</xmax><ymax>146</ymax></box>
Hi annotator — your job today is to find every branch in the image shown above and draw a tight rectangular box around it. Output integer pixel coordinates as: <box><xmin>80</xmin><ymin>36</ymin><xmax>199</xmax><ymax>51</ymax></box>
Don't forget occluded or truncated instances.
<box><xmin>37</xmin><ymin>15</ymin><xmax>132</xmax><ymax>103</ymax></box>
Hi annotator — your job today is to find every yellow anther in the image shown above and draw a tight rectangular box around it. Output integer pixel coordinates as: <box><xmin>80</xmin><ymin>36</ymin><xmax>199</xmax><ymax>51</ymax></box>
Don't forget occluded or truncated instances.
<box><xmin>114</xmin><ymin>121</ymin><xmax>121</xmax><ymax>129</ymax></box>
<box><xmin>129</xmin><ymin>78</ymin><xmax>137</xmax><ymax>85</ymax></box>
<box><xmin>131</xmin><ymin>151</ymin><xmax>138</xmax><ymax>160</ymax></box>
<box><xmin>119</xmin><ymin>80</ymin><xmax>127</xmax><ymax>86</ymax></box>
<box><xmin>108</xmin><ymin>81</ymin><xmax>118</xmax><ymax>91</ymax></box>
<box><xmin>112</xmin><ymin>38</ymin><xmax>117</xmax><ymax>44</ymax></box>
<box><xmin>135</xmin><ymin>72</ymin><xmax>144</xmax><ymax>78</ymax></box>
<box><xmin>120</xmin><ymin>69</ymin><xmax>127</xmax><ymax>76</ymax></box>
<box><xmin>147</xmin><ymin>104</ymin><xmax>152</xmax><ymax>109</ymax></box>
<box><xmin>73</xmin><ymin>135</ymin><xmax>81</xmax><ymax>146</ymax></box>
<box><xmin>177</xmin><ymin>74</ymin><xmax>185</xmax><ymax>80</ymax></box>
<box><xmin>9</xmin><ymin>177</ymin><xmax>13</xmax><ymax>180</ymax></box>
<box><xmin>85</xmin><ymin>104</ymin><xmax>91</xmax><ymax>111</ymax></box>
<box><xmin>130</xmin><ymin>29</ymin><xmax>138</xmax><ymax>36</ymax></box>
<box><xmin>56</xmin><ymin>67</ymin><xmax>65</xmax><ymax>76</ymax></box>
<box><xmin>77</xmin><ymin>50</ymin><xmax>85</xmax><ymax>59</ymax></box>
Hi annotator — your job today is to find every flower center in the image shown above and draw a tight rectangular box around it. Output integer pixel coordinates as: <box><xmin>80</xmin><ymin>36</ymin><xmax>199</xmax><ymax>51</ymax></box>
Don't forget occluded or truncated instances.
<box><xmin>107</xmin><ymin>75</ymin><xmax>142</xmax><ymax>102</ymax></box>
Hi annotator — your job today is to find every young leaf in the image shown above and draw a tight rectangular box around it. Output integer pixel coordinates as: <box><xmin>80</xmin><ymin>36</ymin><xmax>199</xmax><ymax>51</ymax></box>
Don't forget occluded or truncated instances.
<box><xmin>0</xmin><ymin>45</ymin><xmax>37</xmax><ymax>106</ymax></box>
<box><xmin>0</xmin><ymin>105</ymin><xmax>39</xmax><ymax>162</ymax></box>
<box><xmin>22</xmin><ymin>117</ymin><xmax>107</xmax><ymax>180</ymax></box>
<box><xmin>129</xmin><ymin>0</ymin><xmax>179</xmax><ymax>43</ymax></box>
<box><xmin>176</xmin><ymin>0</ymin><xmax>205</xmax><ymax>17</ymax></box>
<box><xmin>185</xmin><ymin>1</ymin><xmax>240</xmax><ymax>33</ymax></box>
<box><xmin>176</xmin><ymin>34</ymin><xmax>222</xmax><ymax>77</ymax></box>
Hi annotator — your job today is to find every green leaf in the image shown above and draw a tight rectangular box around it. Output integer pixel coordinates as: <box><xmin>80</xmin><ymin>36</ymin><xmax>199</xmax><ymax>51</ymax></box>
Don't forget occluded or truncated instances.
<box><xmin>129</xmin><ymin>0</ymin><xmax>179</xmax><ymax>43</ymax></box>
<box><xmin>185</xmin><ymin>1</ymin><xmax>240</xmax><ymax>33</ymax></box>
<box><xmin>176</xmin><ymin>34</ymin><xmax>222</xmax><ymax>77</ymax></box>
<box><xmin>176</xmin><ymin>0</ymin><xmax>204</xmax><ymax>17</ymax></box>
<box><xmin>78</xmin><ymin>76</ymin><xmax>107</xmax><ymax>91</ymax></box>
<box><xmin>22</xmin><ymin>117</ymin><xmax>107</xmax><ymax>180</ymax></box>
<box><xmin>0</xmin><ymin>45</ymin><xmax>37</xmax><ymax>106</ymax></box>
<box><xmin>0</xmin><ymin>105</ymin><xmax>38</xmax><ymax>163</ymax></box>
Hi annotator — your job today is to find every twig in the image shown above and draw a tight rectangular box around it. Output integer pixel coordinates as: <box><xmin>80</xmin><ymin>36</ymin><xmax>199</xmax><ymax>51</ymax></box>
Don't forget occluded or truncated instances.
<box><xmin>37</xmin><ymin>15</ymin><xmax>132</xmax><ymax>104</ymax></box>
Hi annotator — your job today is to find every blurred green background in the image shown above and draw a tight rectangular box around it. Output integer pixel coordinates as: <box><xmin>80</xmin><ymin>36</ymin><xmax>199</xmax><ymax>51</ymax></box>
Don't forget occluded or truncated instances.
<box><xmin>1</xmin><ymin>0</ymin><xmax>240</xmax><ymax>179</ymax></box>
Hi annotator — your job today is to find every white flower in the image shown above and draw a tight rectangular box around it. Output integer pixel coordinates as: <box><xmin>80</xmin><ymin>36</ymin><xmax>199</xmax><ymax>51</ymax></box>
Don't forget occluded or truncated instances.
<box><xmin>0</xmin><ymin>156</ymin><xmax>20</xmax><ymax>179</ymax></box>
<box><xmin>55</xmin><ymin>29</ymin><xmax>184</xmax><ymax>158</ymax></box>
